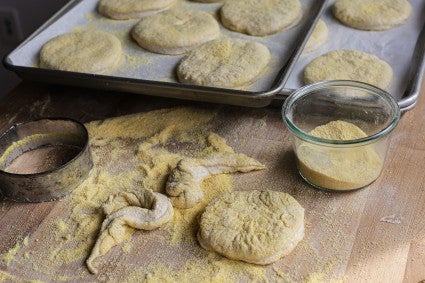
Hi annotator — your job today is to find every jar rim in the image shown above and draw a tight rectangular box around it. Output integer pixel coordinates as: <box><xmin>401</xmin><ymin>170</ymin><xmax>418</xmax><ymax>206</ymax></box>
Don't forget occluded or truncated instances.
<box><xmin>282</xmin><ymin>80</ymin><xmax>401</xmax><ymax>146</ymax></box>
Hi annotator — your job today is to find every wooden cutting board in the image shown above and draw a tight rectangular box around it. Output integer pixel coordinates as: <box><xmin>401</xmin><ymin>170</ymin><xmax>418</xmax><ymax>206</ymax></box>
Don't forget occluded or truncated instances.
<box><xmin>0</xmin><ymin>81</ymin><xmax>424</xmax><ymax>282</ymax></box>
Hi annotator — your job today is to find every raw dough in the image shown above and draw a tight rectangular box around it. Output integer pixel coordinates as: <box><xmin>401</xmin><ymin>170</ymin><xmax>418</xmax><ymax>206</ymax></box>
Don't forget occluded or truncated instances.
<box><xmin>39</xmin><ymin>31</ymin><xmax>122</xmax><ymax>74</ymax></box>
<box><xmin>132</xmin><ymin>9</ymin><xmax>220</xmax><ymax>55</ymax></box>
<box><xmin>166</xmin><ymin>152</ymin><xmax>265</xmax><ymax>209</ymax></box>
<box><xmin>177</xmin><ymin>38</ymin><xmax>271</xmax><ymax>88</ymax></box>
<box><xmin>303</xmin><ymin>50</ymin><xmax>393</xmax><ymax>91</ymax></box>
<box><xmin>98</xmin><ymin>0</ymin><xmax>176</xmax><ymax>20</ymax></box>
<box><xmin>198</xmin><ymin>190</ymin><xmax>304</xmax><ymax>264</ymax></box>
<box><xmin>333</xmin><ymin>0</ymin><xmax>412</xmax><ymax>31</ymax></box>
<box><xmin>303</xmin><ymin>20</ymin><xmax>328</xmax><ymax>53</ymax></box>
<box><xmin>220</xmin><ymin>0</ymin><xmax>302</xmax><ymax>36</ymax></box>
<box><xmin>86</xmin><ymin>189</ymin><xmax>173</xmax><ymax>274</ymax></box>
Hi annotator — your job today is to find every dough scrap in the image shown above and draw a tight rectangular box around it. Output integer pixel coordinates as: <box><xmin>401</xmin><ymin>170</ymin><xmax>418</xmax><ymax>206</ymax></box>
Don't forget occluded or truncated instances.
<box><xmin>166</xmin><ymin>152</ymin><xmax>266</xmax><ymax>209</ymax></box>
<box><xmin>303</xmin><ymin>49</ymin><xmax>393</xmax><ymax>91</ymax></box>
<box><xmin>333</xmin><ymin>0</ymin><xmax>412</xmax><ymax>31</ymax></box>
<box><xmin>198</xmin><ymin>190</ymin><xmax>304</xmax><ymax>264</ymax></box>
<box><xmin>39</xmin><ymin>31</ymin><xmax>122</xmax><ymax>74</ymax></box>
<box><xmin>86</xmin><ymin>189</ymin><xmax>174</xmax><ymax>274</ymax></box>
<box><xmin>177</xmin><ymin>38</ymin><xmax>271</xmax><ymax>88</ymax></box>
<box><xmin>220</xmin><ymin>0</ymin><xmax>302</xmax><ymax>36</ymax></box>
<box><xmin>132</xmin><ymin>9</ymin><xmax>220</xmax><ymax>55</ymax></box>
<box><xmin>303</xmin><ymin>20</ymin><xmax>328</xmax><ymax>54</ymax></box>
<box><xmin>98</xmin><ymin>0</ymin><xmax>176</xmax><ymax>20</ymax></box>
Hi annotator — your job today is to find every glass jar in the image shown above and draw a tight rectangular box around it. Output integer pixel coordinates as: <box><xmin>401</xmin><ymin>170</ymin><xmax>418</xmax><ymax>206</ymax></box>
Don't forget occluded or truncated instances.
<box><xmin>282</xmin><ymin>80</ymin><xmax>400</xmax><ymax>191</ymax></box>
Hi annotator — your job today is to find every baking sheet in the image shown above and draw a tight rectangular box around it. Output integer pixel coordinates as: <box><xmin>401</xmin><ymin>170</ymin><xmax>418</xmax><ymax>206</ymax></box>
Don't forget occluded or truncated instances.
<box><xmin>5</xmin><ymin>0</ymin><xmax>425</xmax><ymax>109</ymax></box>
<box><xmin>285</xmin><ymin>0</ymin><xmax>425</xmax><ymax>102</ymax></box>
<box><xmin>6</xmin><ymin>0</ymin><xmax>321</xmax><ymax>93</ymax></box>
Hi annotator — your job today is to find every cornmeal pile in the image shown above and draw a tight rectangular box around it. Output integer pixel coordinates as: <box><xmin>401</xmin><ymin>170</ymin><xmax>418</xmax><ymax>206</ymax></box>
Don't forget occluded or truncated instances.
<box><xmin>0</xmin><ymin>108</ymin><xmax>277</xmax><ymax>282</ymax></box>
<box><xmin>297</xmin><ymin>120</ymin><xmax>384</xmax><ymax>191</ymax></box>
<box><xmin>0</xmin><ymin>107</ymin><xmax>349</xmax><ymax>282</ymax></box>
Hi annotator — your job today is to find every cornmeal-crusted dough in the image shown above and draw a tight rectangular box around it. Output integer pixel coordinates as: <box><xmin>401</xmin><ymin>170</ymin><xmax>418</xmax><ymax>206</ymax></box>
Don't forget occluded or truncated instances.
<box><xmin>198</xmin><ymin>190</ymin><xmax>304</xmax><ymax>264</ymax></box>
<box><xmin>177</xmin><ymin>38</ymin><xmax>270</xmax><ymax>88</ymax></box>
<box><xmin>98</xmin><ymin>0</ymin><xmax>176</xmax><ymax>20</ymax></box>
<box><xmin>333</xmin><ymin>0</ymin><xmax>412</xmax><ymax>31</ymax></box>
<box><xmin>303</xmin><ymin>50</ymin><xmax>393</xmax><ymax>90</ymax></box>
<box><xmin>39</xmin><ymin>31</ymin><xmax>122</xmax><ymax>74</ymax></box>
<box><xmin>86</xmin><ymin>189</ymin><xmax>173</xmax><ymax>274</ymax></box>
<box><xmin>166</xmin><ymin>152</ymin><xmax>265</xmax><ymax>209</ymax></box>
<box><xmin>303</xmin><ymin>20</ymin><xmax>328</xmax><ymax>53</ymax></box>
<box><xmin>220</xmin><ymin>0</ymin><xmax>302</xmax><ymax>36</ymax></box>
<box><xmin>132</xmin><ymin>9</ymin><xmax>220</xmax><ymax>55</ymax></box>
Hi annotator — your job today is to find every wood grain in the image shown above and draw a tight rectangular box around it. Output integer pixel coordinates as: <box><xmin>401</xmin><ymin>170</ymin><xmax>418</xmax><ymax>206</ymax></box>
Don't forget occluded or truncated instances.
<box><xmin>0</xmin><ymin>81</ymin><xmax>424</xmax><ymax>282</ymax></box>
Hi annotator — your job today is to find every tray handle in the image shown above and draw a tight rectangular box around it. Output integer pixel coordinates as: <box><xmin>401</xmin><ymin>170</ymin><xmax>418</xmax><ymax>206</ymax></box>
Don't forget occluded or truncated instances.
<box><xmin>397</xmin><ymin>20</ymin><xmax>425</xmax><ymax>112</ymax></box>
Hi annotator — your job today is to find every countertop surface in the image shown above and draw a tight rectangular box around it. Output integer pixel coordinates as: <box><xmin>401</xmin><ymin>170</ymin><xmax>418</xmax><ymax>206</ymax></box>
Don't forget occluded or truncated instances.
<box><xmin>0</xmin><ymin>81</ymin><xmax>424</xmax><ymax>282</ymax></box>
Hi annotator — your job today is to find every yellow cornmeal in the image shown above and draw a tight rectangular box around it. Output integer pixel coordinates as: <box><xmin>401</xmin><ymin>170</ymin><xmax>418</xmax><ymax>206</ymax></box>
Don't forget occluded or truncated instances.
<box><xmin>126</xmin><ymin>253</ymin><xmax>268</xmax><ymax>283</ymax></box>
<box><xmin>0</xmin><ymin>133</ymin><xmax>80</xmax><ymax>169</ymax></box>
<box><xmin>296</xmin><ymin>120</ymin><xmax>384</xmax><ymax>191</ymax></box>
<box><xmin>0</xmin><ymin>236</ymin><xmax>28</xmax><ymax>266</ymax></box>
<box><xmin>0</xmin><ymin>107</ymin><xmax>275</xmax><ymax>281</ymax></box>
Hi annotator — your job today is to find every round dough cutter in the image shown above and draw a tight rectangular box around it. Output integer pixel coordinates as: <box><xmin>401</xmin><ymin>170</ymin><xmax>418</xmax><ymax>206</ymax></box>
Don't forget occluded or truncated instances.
<box><xmin>0</xmin><ymin>118</ymin><xmax>92</xmax><ymax>202</ymax></box>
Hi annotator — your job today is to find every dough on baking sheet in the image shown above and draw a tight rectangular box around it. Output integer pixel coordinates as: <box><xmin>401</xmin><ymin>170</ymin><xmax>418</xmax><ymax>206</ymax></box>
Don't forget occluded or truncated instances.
<box><xmin>303</xmin><ymin>50</ymin><xmax>393</xmax><ymax>90</ymax></box>
<box><xmin>198</xmin><ymin>190</ymin><xmax>304</xmax><ymax>264</ymax></box>
<box><xmin>98</xmin><ymin>0</ymin><xmax>176</xmax><ymax>20</ymax></box>
<box><xmin>39</xmin><ymin>31</ymin><xmax>122</xmax><ymax>74</ymax></box>
<box><xmin>177</xmin><ymin>38</ymin><xmax>270</xmax><ymax>88</ymax></box>
<box><xmin>132</xmin><ymin>9</ymin><xmax>220</xmax><ymax>55</ymax></box>
<box><xmin>303</xmin><ymin>20</ymin><xmax>328</xmax><ymax>54</ymax></box>
<box><xmin>220</xmin><ymin>0</ymin><xmax>302</xmax><ymax>36</ymax></box>
<box><xmin>333</xmin><ymin>0</ymin><xmax>412</xmax><ymax>31</ymax></box>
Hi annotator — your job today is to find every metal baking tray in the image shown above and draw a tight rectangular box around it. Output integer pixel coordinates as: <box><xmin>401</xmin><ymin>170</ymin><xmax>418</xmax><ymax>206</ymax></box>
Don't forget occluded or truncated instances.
<box><xmin>3</xmin><ymin>0</ymin><xmax>425</xmax><ymax>111</ymax></box>
<box><xmin>3</xmin><ymin>0</ymin><xmax>328</xmax><ymax>108</ymax></box>
<box><xmin>275</xmin><ymin>0</ymin><xmax>425</xmax><ymax>112</ymax></box>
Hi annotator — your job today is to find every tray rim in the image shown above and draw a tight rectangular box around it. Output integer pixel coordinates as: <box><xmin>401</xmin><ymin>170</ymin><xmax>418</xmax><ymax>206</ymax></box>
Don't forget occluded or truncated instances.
<box><xmin>3</xmin><ymin>0</ymin><xmax>329</xmax><ymax>108</ymax></box>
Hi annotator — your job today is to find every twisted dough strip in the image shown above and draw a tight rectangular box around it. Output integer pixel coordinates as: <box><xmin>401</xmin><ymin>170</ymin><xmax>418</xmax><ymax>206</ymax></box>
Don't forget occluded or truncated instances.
<box><xmin>166</xmin><ymin>152</ymin><xmax>265</xmax><ymax>209</ymax></box>
<box><xmin>86</xmin><ymin>189</ymin><xmax>173</xmax><ymax>274</ymax></box>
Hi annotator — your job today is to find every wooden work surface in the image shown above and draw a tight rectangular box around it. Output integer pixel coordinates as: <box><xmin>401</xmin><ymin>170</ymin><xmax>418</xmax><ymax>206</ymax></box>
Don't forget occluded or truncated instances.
<box><xmin>0</xmin><ymin>81</ymin><xmax>424</xmax><ymax>282</ymax></box>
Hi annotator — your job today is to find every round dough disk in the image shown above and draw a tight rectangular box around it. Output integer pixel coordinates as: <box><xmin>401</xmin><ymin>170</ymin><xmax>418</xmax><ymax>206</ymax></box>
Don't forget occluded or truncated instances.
<box><xmin>98</xmin><ymin>0</ymin><xmax>176</xmax><ymax>20</ymax></box>
<box><xmin>177</xmin><ymin>38</ymin><xmax>270</xmax><ymax>88</ymax></box>
<box><xmin>132</xmin><ymin>9</ymin><xmax>220</xmax><ymax>55</ymax></box>
<box><xmin>220</xmin><ymin>0</ymin><xmax>302</xmax><ymax>36</ymax></box>
<box><xmin>333</xmin><ymin>0</ymin><xmax>412</xmax><ymax>31</ymax></box>
<box><xmin>303</xmin><ymin>20</ymin><xmax>328</xmax><ymax>53</ymax></box>
<box><xmin>39</xmin><ymin>31</ymin><xmax>122</xmax><ymax>74</ymax></box>
<box><xmin>303</xmin><ymin>50</ymin><xmax>393</xmax><ymax>91</ymax></box>
<box><xmin>198</xmin><ymin>190</ymin><xmax>305</xmax><ymax>265</ymax></box>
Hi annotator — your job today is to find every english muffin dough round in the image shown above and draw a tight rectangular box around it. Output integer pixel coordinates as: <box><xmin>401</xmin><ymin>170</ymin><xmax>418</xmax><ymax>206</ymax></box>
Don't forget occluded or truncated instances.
<box><xmin>303</xmin><ymin>20</ymin><xmax>328</xmax><ymax>53</ymax></box>
<box><xmin>177</xmin><ymin>38</ymin><xmax>270</xmax><ymax>88</ymax></box>
<box><xmin>333</xmin><ymin>0</ymin><xmax>412</xmax><ymax>31</ymax></box>
<box><xmin>198</xmin><ymin>190</ymin><xmax>305</xmax><ymax>264</ymax></box>
<box><xmin>39</xmin><ymin>31</ymin><xmax>122</xmax><ymax>74</ymax></box>
<box><xmin>98</xmin><ymin>0</ymin><xmax>176</xmax><ymax>20</ymax></box>
<box><xmin>132</xmin><ymin>9</ymin><xmax>220</xmax><ymax>55</ymax></box>
<box><xmin>303</xmin><ymin>50</ymin><xmax>393</xmax><ymax>90</ymax></box>
<box><xmin>220</xmin><ymin>0</ymin><xmax>302</xmax><ymax>36</ymax></box>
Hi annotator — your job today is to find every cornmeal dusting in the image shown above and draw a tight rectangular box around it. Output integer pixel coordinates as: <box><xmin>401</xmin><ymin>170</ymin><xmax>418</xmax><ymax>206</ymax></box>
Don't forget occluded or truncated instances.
<box><xmin>0</xmin><ymin>107</ymin><xmax>271</xmax><ymax>281</ymax></box>
<box><xmin>303</xmin><ymin>50</ymin><xmax>393</xmax><ymax>91</ymax></box>
<box><xmin>296</xmin><ymin>120</ymin><xmax>384</xmax><ymax>191</ymax></box>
